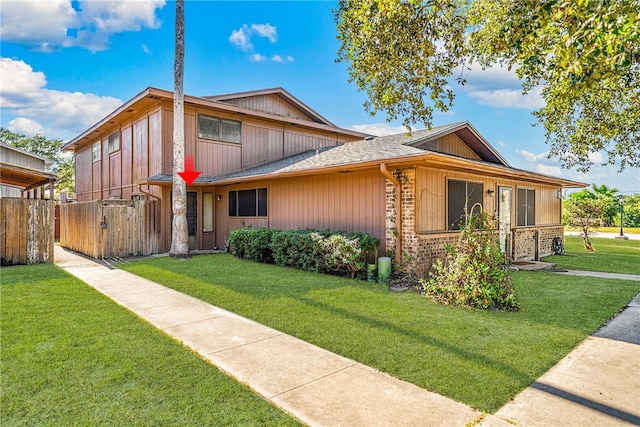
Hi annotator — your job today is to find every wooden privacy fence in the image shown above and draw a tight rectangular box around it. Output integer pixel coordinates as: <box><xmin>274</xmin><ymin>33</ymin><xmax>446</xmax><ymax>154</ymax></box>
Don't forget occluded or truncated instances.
<box><xmin>60</xmin><ymin>199</ymin><xmax>160</xmax><ymax>259</ymax></box>
<box><xmin>1</xmin><ymin>198</ymin><xmax>54</xmax><ymax>265</ymax></box>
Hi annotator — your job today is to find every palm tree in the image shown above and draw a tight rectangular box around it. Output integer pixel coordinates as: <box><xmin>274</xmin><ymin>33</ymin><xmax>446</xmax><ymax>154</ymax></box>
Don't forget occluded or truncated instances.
<box><xmin>170</xmin><ymin>0</ymin><xmax>189</xmax><ymax>258</ymax></box>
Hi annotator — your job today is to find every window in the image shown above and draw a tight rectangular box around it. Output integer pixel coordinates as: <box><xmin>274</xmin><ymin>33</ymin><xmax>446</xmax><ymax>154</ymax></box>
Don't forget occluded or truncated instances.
<box><xmin>517</xmin><ymin>188</ymin><xmax>536</xmax><ymax>226</ymax></box>
<box><xmin>447</xmin><ymin>179</ymin><xmax>483</xmax><ymax>230</ymax></box>
<box><xmin>203</xmin><ymin>193</ymin><xmax>214</xmax><ymax>232</ymax></box>
<box><xmin>198</xmin><ymin>114</ymin><xmax>241</xmax><ymax>143</ymax></box>
<box><xmin>108</xmin><ymin>131</ymin><xmax>120</xmax><ymax>153</ymax></box>
<box><xmin>229</xmin><ymin>188</ymin><xmax>267</xmax><ymax>217</ymax></box>
<box><xmin>92</xmin><ymin>141</ymin><xmax>101</xmax><ymax>162</ymax></box>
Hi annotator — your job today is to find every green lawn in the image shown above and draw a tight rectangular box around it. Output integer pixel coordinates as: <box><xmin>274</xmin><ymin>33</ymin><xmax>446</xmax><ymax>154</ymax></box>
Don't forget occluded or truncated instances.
<box><xmin>120</xmin><ymin>253</ymin><xmax>640</xmax><ymax>413</ymax></box>
<box><xmin>1</xmin><ymin>263</ymin><xmax>300</xmax><ymax>426</ymax></box>
<box><xmin>545</xmin><ymin>235</ymin><xmax>640</xmax><ymax>274</ymax></box>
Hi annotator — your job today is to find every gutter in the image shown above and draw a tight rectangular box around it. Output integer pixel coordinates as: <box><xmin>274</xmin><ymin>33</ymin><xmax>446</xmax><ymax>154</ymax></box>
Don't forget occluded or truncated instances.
<box><xmin>379</xmin><ymin>163</ymin><xmax>402</xmax><ymax>265</ymax></box>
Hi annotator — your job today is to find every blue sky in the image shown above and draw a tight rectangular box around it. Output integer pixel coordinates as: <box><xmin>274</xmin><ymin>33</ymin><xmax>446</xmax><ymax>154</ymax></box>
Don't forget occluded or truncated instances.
<box><xmin>1</xmin><ymin>0</ymin><xmax>638</xmax><ymax>194</ymax></box>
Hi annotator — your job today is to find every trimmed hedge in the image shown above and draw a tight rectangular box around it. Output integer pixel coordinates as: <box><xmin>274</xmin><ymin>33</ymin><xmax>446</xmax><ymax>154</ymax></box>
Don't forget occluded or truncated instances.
<box><xmin>228</xmin><ymin>227</ymin><xmax>379</xmax><ymax>278</ymax></box>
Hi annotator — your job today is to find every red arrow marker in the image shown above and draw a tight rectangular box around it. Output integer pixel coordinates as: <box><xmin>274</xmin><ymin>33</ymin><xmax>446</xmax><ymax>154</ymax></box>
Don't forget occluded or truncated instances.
<box><xmin>177</xmin><ymin>154</ymin><xmax>201</xmax><ymax>185</ymax></box>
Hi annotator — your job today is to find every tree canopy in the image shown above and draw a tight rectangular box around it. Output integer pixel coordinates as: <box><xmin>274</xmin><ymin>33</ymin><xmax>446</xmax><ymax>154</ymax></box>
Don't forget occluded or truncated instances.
<box><xmin>0</xmin><ymin>127</ymin><xmax>75</xmax><ymax>193</ymax></box>
<box><xmin>336</xmin><ymin>0</ymin><xmax>640</xmax><ymax>172</ymax></box>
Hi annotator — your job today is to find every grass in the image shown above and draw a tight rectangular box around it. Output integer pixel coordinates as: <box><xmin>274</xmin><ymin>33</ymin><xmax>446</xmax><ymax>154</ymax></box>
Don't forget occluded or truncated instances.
<box><xmin>1</xmin><ymin>263</ymin><xmax>300</xmax><ymax>426</ymax></box>
<box><xmin>545</xmin><ymin>235</ymin><xmax>640</xmax><ymax>275</ymax></box>
<box><xmin>120</xmin><ymin>252</ymin><xmax>640</xmax><ymax>413</ymax></box>
<box><xmin>565</xmin><ymin>226</ymin><xmax>640</xmax><ymax>234</ymax></box>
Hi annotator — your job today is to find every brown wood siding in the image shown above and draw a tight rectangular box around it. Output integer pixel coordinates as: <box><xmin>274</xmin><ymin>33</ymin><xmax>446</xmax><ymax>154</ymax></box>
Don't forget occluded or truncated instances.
<box><xmin>0</xmin><ymin>148</ymin><xmax>47</xmax><ymax>170</ymax></box>
<box><xmin>284</xmin><ymin>129</ymin><xmax>337</xmax><ymax>157</ymax></box>
<box><xmin>92</xmin><ymin>146</ymin><xmax>101</xmax><ymax>200</ymax></box>
<box><xmin>222</xmin><ymin>94</ymin><xmax>314</xmax><ymax>122</ymax></box>
<box><xmin>75</xmin><ymin>147</ymin><xmax>93</xmax><ymax>201</ymax></box>
<box><xmin>414</xmin><ymin>134</ymin><xmax>481</xmax><ymax>160</ymax></box>
<box><xmin>109</xmin><ymin>152</ymin><xmax>122</xmax><ymax>197</ymax></box>
<box><xmin>215</xmin><ymin>170</ymin><xmax>386</xmax><ymax>254</ymax></box>
<box><xmin>121</xmin><ymin>125</ymin><xmax>133</xmax><ymax>199</ymax></box>
<box><xmin>415</xmin><ymin>167</ymin><xmax>562</xmax><ymax>233</ymax></box>
<box><xmin>162</xmin><ymin>109</ymin><xmax>174</xmax><ymax>174</ymax></box>
<box><xmin>148</xmin><ymin>110</ymin><xmax>163</xmax><ymax>177</ymax></box>
<box><xmin>242</xmin><ymin>122</ymin><xmax>285</xmax><ymax>168</ymax></box>
<box><xmin>132</xmin><ymin>118</ymin><xmax>149</xmax><ymax>183</ymax></box>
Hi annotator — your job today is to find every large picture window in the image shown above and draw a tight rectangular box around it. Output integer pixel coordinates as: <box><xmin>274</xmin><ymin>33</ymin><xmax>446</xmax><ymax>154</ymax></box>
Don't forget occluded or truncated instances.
<box><xmin>447</xmin><ymin>179</ymin><xmax>483</xmax><ymax>230</ymax></box>
<box><xmin>229</xmin><ymin>188</ymin><xmax>267</xmax><ymax>217</ymax></box>
<box><xmin>517</xmin><ymin>188</ymin><xmax>536</xmax><ymax>226</ymax></box>
<box><xmin>198</xmin><ymin>114</ymin><xmax>241</xmax><ymax>143</ymax></box>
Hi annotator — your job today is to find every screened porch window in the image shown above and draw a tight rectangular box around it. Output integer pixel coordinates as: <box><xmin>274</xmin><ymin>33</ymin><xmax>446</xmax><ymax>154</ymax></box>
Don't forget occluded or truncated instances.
<box><xmin>447</xmin><ymin>179</ymin><xmax>483</xmax><ymax>230</ymax></box>
<box><xmin>517</xmin><ymin>188</ymin><xmax>536</xmax><ymax>226</ymax></box>
<box><xmin>229</xmin><ymin>188</ymin><xmax>267</xmax><ymax>217</ymax></box>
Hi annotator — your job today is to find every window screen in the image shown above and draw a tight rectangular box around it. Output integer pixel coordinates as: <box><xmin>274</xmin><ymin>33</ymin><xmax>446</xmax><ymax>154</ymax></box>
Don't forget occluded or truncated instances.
<box><xmin>198</xmin><ymin>114</ymin><xmax>241</xmax><ymax>143</ymax></box>
<box><xmin>447</xmin><ymin>180</ymin><xmax>483</xmax><ymax>230</ymax></box>
<box><xmin>517</xmin><ymin>188</ymin><xmax>536</xmax><ymax>226</ymax></box>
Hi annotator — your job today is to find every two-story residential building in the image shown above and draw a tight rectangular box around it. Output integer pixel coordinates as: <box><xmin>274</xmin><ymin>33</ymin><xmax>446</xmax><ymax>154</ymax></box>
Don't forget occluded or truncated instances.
<box><xmin>63</xmin><ymin>87</ymin><xmax>585</xmax><ymax>271</ymax></box>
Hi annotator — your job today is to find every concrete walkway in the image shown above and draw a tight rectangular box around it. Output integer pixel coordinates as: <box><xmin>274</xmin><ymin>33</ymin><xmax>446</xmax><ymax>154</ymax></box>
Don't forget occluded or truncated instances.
<box><xmin>54</xmin><ymin>246</ymin><xmax>640</xmax><ymax>426</ymax></box>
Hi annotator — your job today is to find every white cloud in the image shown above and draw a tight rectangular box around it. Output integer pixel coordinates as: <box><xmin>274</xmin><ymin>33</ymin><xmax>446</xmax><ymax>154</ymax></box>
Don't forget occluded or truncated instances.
<box><xmin>455</xmin><ymin>62</ymin><xmax>545</xmax><ymax>110</ymax></box>
<box><xmin>535</xmin><ymin>164</ymin><xmax>562</xmax><ymax>176</ymax></box>
<box><xmin>229</xmin><ymin>22</ymin><xmax>277</xmax><ymax>50</ymax></box>
<box><xmin>286</xmin><ymin>55</ymin><xmax>294</xmax><ymax>62</ymax></box>
<box><xmin>497</xmin><ymin>140</ymin><xmax>507</xmax><ymax>147</ymax></box>
<box><xmin>0</xmin><ymin>0</ymin><xmax>165</xmax><ymax>52</ymax></box>
<box><xmin>516</xmin><ymin>149</ymin><xmax>549</xmax><ymax>162</ymax></box>
<box><xmin>469</xmin><ymin>86</ymin><xmax>545</xmax><ymax>109</ymax></box>
<box><xmin>272</xmin><ymin>55</ymin><xmax>282</xmax><ymax>62</ymax></box>
<box><xmin>8</xmin><ymin>117</ymin><xmax>45</xmax><ymax>136</ymax></box>
<box><xmin>250</xmin><ymin>23</ymin><xmax>277</xmax><ymax>42</ymax></box>
<box><xmin>250</xmin><ymin>54</ymin><xmax>267</xmax><ymax>62</ymax></box>
<box><xmin>349</xmin><ymin>123</ymin><xmax>410</xmax><ymax>136</ymax></box>
<box><xmin>588</xmin><ymin>151</ymin><xmax>604</xmax><ymax>164</ymax></box>
<box><xmin>0</xmin><ymin>58</ymin><xmax>122</xmax><ymax>140</ymax></box>
<box><xmin>229</xmin><ymin>24</ymin><xmax>252</xmax><ymax>50</ymax></box>
<box><xmin>142</xmin><ymin>43</ymin><xmax>151</xmax><ymax>54</ymax></box>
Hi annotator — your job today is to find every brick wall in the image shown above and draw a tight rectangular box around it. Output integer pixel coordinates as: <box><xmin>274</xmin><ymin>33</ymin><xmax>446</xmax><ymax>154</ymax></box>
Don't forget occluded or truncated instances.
<box><xmin>512</xmin><ymin>225</ymin><xmax>564</xmax><ymax>261</ymax></box>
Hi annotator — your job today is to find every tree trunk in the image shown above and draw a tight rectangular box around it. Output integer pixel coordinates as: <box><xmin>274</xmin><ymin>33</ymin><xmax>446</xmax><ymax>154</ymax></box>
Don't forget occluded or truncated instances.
<box><xmin>170</xmin><ymin>0</ymin><xmax>189</xmax><ymax>258</ymax></box>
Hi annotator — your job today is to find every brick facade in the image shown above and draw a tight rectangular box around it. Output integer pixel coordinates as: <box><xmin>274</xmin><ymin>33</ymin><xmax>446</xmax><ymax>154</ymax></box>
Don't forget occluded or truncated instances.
<box><xmin>384</xmin><ymin>168</ymin><xmax>564</xmax><ymax>277</ymax></box>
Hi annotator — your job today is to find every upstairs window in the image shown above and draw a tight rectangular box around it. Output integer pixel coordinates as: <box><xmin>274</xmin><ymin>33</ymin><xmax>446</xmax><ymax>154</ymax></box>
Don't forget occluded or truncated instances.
<box><xmin>108</xmin><ymin>131</ymin><xmax>120</xmax><ymax>153</ymax></box>
<box><xmin>447</xmin><ymin>179</ymin><xmax>483</xmax><ymax>230</ymax></box>
<box><xmin>92</xmin><ymin>141</ymin><xmax>101</xmax><ymax>162</ymax></box>
<box><xmin>517</xmin><ymin>188</ymin><xmax>536</xmax><ymax>226</ymax></box>
<box><xmin>198</xmin><ymin>114</ymin><xmax>241</xmax><ymax>143</ymax></box>
<box><xmin>229</xmin><ymin>188</ymin><xmax>267</xmax><ymax>217</ymax></box>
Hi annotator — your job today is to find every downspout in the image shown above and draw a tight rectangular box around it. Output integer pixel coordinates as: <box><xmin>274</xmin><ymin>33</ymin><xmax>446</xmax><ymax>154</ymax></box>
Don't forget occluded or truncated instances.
<box><xmin>379</xmin><ymin>163</ymin><xmax>402</xmax><ymax>265</ymax></box>
<box><xmin>137</xmin><ymin>184</ymin><xmax>161</xmax><ymax>201</ymax></box>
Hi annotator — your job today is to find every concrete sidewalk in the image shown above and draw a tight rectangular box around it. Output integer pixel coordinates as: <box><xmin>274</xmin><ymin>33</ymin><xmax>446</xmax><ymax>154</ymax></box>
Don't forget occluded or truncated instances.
<box><xmin>54</xmin><ymin>246</ymin><xmax>482</xmax><ymax>426</ymax></box>
<box><xmin>54</xmin><ymin>246</ymin><xmax>640</xmax><ymax>426</ymax></box>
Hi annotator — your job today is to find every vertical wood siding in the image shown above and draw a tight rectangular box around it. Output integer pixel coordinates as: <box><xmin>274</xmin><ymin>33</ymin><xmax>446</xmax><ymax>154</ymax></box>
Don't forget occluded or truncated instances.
<box><xmin>284</xmin><ymin>130</ymin><xmax>337</xmax><ymax>157</ymax></box>
<box><xmin>1</xmin><ymin>198</ymin><xmax>53</xmax><ymax>265</ymax></box>
<box><xmin>413</xmin><ymin>134</ymin><xmax>481</xmax><ymax>160</ymax></box>
<box><xmin>216</xmin><ymin>170</ymin><xmax>386</xmax><ymax>254</ymax></box>
<box><xmin>109</xmin><ymin>152</ymin><xmax>122</xmax><ymax>197</ymax></box>
<box><xmin>75</xmin><ymin>147</ymin><xmax>93</xmax><ymax>201</ymax></box>
<box><xmin>221</xmin><ymin>94</ymin><xmax>315</xmax><ymax>122</ymax></box>
<box><xmin>149</xmin><ymin>110</ymin><xmax>163</xmax><ymax>177</ymax></box>
<box><xmin>121</xmin><ymin>125</ymin><xmax>133</xmax><ymax>199</ymax></box>
<box><xmin>132</xmin><ymin>118</ymin><xmax>149</xmax><ymax>183</ymax></box>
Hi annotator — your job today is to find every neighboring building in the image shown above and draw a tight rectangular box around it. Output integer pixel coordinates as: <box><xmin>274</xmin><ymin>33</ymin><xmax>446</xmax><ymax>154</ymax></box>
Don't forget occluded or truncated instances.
<box><xmin>63</xmin><ymin>87</ymin><xmax>585</xmax><ymax>272</ymax></box>
<box><xmin>0</xmin><ymin>142</ymin><xmax>55</xmax><ymax>198</ymax></box>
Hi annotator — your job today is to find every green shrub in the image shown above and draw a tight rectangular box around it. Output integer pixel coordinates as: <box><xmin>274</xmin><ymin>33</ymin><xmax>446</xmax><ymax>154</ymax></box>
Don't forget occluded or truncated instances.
<box><xmin>230</xmin><ymin>227</ymin><xmax>379</xmax><ymax>279</ymax></box>
<box><xmin>418</xmin><ymin>216</ymin><xmax>519</xmax><ymax>310</ymax></box>
<box><xmin>228</xmin><ymin>227</ymin><xmax>274</xmax><ymax>263</ymax></box>
<box><xmin>271</xmin><ymin>229</ymin><xmax>324</xmax><ymax>271</ymax></box>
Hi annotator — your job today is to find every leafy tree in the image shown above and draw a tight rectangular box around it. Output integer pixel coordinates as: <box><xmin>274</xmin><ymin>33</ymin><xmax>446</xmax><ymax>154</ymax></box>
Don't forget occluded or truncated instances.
<box><xmin>622</xmin><ymin>194</ymin><xmax>640</xmax><ymax>228</ymax></box>
<box><xmin>563</xmin><ymin>189</ymin><xmax>612</xmax><ymax>251</ymax></box>
<box><xmin>586</xmin><ymin>184</ymin><xmax>619</xmax><ymax>226</ymax></box>
<box><xmin>0</xmin><ymin>127</ymin><xmax>75</xmax><ymax>193</ymax></box>
<box><xmin>335</xmin><ymin>0</ymin><xmax>640</xmax><ymax>172</ymax></box>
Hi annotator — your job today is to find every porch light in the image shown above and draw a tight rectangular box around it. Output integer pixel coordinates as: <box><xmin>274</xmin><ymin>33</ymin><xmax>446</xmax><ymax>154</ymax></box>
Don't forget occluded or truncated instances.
<box><xmin>487</xmin><ymin>189</ymin><xmax>495</xmax><ymax>196</ymax></box>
